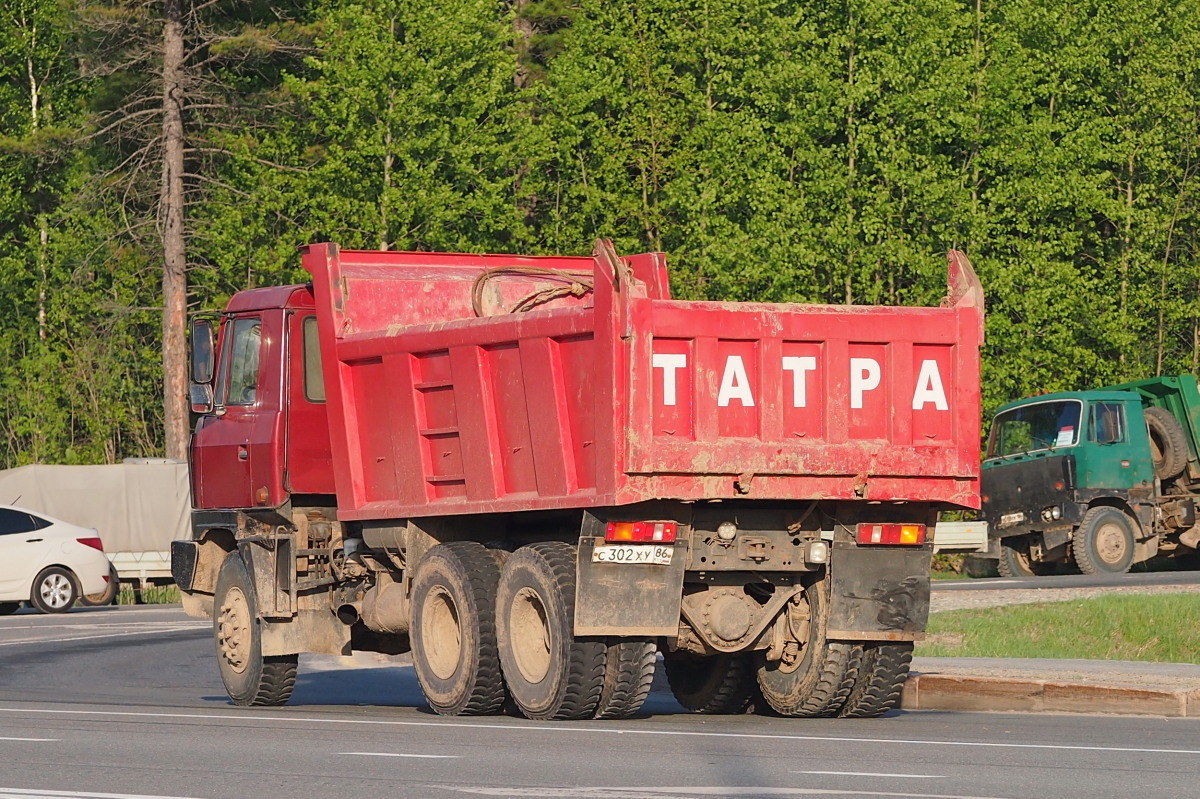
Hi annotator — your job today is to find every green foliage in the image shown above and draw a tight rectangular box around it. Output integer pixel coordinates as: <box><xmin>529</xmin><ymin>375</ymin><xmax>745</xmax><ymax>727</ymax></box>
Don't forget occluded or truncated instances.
<box><xmin>1</xmin><ymin>0</ymin><xmax>1199</xmax><ymax>466</ymax></box>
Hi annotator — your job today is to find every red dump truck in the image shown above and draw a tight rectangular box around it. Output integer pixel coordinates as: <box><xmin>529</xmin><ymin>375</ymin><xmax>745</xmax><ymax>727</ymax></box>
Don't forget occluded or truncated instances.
<box><xmin>173</xmin><ymin>240</ymin><xmax>984</xmax><ymax>720</ymax></box>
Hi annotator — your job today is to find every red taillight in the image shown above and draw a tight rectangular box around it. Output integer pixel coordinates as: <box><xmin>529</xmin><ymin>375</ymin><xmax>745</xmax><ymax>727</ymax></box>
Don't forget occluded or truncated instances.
<box><xmin>78</xmin><ymin>537</ymin><xmax>105</xmax><ymax>552</ymax></box>
<box><xmin>605</xmin><ymin>521</ymin><xmax>678</xmax><ymax>543</ymax></box>
<box><xmin>856</xmin><ymin>523</ymin><xmax>926</xmax><ymax>546</ymax></box>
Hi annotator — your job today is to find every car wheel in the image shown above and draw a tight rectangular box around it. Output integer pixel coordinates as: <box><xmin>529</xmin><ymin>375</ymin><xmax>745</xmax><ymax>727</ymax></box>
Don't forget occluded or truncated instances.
<box><xmin>29</xmin><ymin>567</ymin><xmax>79</xmax><ymax>614</ymax></box>
<box><xmin>79</xmin><ymin>563</ymin><xmax>120</xmax><ymax>607</ymax></box>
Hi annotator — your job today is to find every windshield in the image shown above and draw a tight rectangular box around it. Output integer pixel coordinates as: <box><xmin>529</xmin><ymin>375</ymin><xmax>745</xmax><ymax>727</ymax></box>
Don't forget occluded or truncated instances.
<box><xmin>987</xmin><ymin>400</ymin><xmax>1082</xmax><ymax>458</ymax></box>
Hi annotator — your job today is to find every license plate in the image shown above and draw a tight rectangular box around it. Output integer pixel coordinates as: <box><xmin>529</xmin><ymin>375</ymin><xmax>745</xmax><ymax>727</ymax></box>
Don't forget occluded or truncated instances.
<box><xmin>591</xmin><ymin>544</ymin><xmax>674</xmax><ymax>565</ymax></box>
<box><xmin>999</xmin><ymin>511</ymin><xmax>1026</xmax><ymax>528</ymax></box>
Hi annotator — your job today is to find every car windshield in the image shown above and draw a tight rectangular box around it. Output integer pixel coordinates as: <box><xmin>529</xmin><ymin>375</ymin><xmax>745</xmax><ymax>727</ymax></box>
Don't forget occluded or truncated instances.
<box><xmin>988</xmin><ymin>400</ymin><xmax>1082</xmax><ymax>458</ymax></box>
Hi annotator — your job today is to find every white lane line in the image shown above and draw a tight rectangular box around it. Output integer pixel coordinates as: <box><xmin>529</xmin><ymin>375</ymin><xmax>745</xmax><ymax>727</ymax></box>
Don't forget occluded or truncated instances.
<box><xmin>0</xmin><ymin>789</ymin><xmax>203</xmax><ymax>799</ymax></box>
<box><xmin>0</xmin><ymin>626</ymin><xmax>207</xmax><ymax>648</ymax></box>
<box><xmin>436</xmin><ymin>788</ymin><xmax>1008</xmax><ymax>798</ymax></box>
<box><xmin>794</xmin><ymin>771</ymin><xmax>944</xmax><ymax>779</ymax></box>
<box><xmin>0</xmin><ymin>738</ymin><xmax>58</xmax><ymax>742</ymax></box>
<box><xmin>339</xmin><ymin>752</ymin><xmax>460</xmax><ymax>759</ymax></box>
<box><xmin>1</xmin><ymin>707</ymin><xmax>1197</xmax><ymax>757</ymax></box>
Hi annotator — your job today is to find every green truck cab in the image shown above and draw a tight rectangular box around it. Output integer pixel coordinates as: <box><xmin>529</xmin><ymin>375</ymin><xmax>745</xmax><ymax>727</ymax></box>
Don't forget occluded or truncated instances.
<box><xmin>980</xmin><ymin>375</ymin><xmax>1200</xmax><ymax>576</ymax></box>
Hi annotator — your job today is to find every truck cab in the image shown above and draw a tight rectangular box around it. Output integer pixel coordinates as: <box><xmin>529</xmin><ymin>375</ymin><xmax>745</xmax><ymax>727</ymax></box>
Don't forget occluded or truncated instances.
<box><xmin>189</xmin><ymin>286</ymin><xmax>334</xmax><ymax>512</ymax></box>
<box><xmin>982</xmin><ymin>380</ymin><xmax>1200</xmax><ymax>575</ymax></box>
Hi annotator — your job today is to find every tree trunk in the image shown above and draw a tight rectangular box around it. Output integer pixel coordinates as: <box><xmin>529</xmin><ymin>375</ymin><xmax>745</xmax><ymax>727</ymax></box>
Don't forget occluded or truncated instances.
<box><xmin>160</xmin><ymin>0</ymin><xmax>189</xmax><ymax>460</ymax></box>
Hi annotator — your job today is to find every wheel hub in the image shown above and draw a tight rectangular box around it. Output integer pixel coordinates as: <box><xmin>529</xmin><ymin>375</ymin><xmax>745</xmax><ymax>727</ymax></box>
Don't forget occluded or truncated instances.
<box><xmin>217</xmin><ymin>586</ymin><xmax>251</xmax><ymax>674</ymax></box>
<box><xmin>509</xmin><ymin>587</ymin><xmax>552</xmax><ymax>684</ymax></box>
<box><xmin>1095</xmin><ymin>522</ymin><xmax>1129</xmax><ymax>565</ymax></box>
<box><xmin>422</xmin><ymin>586</ymin><xmax>463</xmax><ymax>680</ymax></box>
<box><xmin>40</xmin><ymin>573</ymin><xmax>72</xmax><ymax>610</ymax></box>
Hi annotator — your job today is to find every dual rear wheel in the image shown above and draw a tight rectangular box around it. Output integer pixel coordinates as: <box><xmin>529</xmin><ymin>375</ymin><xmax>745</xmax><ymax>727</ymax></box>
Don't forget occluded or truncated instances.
<box><xmin>410</xmin><ymin>540</ymin><xmax>655</xmax><ymax>720</ymax></box>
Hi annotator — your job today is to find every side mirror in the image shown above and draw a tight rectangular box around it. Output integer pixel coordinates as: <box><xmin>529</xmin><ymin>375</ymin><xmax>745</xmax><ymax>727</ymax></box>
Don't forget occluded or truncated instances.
<box><xmin>190</xmin><ymin>318</ymin><xmax>216</xmax><ymax>413</ymax></box>
<box><xmin>191</xmin><ymin>319</ymin><xmax>215</xmax><ymax>384</ymax></box>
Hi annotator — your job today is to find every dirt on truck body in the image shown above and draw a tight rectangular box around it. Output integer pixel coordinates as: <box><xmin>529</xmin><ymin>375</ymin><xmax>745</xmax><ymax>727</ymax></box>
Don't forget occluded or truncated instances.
<box><xmin>172</xmin><ymin>239</ymin><xmax>984</xmax><ymax>720</ymax></box>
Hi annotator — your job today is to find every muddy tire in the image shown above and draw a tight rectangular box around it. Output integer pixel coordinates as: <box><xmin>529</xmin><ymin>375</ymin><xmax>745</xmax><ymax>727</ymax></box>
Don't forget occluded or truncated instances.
<box><xmin>79</xmin><ymin>563</ymin><xmax>120</xmax><ymax>607</ymax></box>
<box><xmin>1073</xmin><ymin>507</ymin><xmax>1136</xmax><ymax>575</ymax></box>
<box><xmin>496</xmin><ymin>542</ymin><xmax>605</xmax><ymax>720</ymax></box>
<box><xmin>663</xmin><ymin>650</ymin><xmax>758</xmax><ymax>714</ymax></box>
<box><xmin>756</xmin><ymin>580</ymin><xmax>859</xmax><ymax>717</ymax></box>
<box><xmin>214</xmin><ymin>552</ymin><xmax>297</xmax><ymax>706</ymax></box>
<box><xmin>410</xmin><ymin>541</ymin><xmax>507</xmax><ymax>716</ymax></box>
<box><xmin>593</xmin><ymin>638</ymin><xmax>657</xmax><ymax>719</ymax></box>
<box><xmin>837</xmin><ymin>643</ymin><xmax>914</xmax><ymax>718</ymax></box>
<box><xmin>29</xmin><ymin>566</ymin><xmax>78</xmax><ymax>614</ymax></box>
<box><xmin>1145</xmin><ymin>407</ymin><xmax>1188</xmax><ymax>480</ymax></box>
<box><xmin>996</xmin><ymin>540</ymin><xmax>1056</xmax><ymax>577</ymax></box>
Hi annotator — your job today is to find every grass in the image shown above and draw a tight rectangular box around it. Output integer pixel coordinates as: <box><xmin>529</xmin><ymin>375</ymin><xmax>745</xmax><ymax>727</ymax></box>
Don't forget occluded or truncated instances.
<box><xmin>115</xmin><ymin>583</ymin><xmax>181</xmax><ymax>605</ymax></box>
<box><xmin>916</xmin><ymin>594</ymin><xmax>1200</xmax><ymax>663</ymax></box>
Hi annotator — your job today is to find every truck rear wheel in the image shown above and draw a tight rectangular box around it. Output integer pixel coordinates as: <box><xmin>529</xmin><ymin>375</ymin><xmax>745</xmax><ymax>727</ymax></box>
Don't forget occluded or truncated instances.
<box><xmin>1073</xmin><ymin>507</ymin><xmax>1136</xmax><ymax>574</ymax></box>
<box><xmin>496</xmin><ymin>542</ymin><xmax>605</xmax><ymax>720</ymax></box>
<box><xmin>1145</xmin><ymin>407</ymin><xmax>1188</xmax><ymax>480</ymax></box>
<box><xmin>594</xmin><ymin>638</ymin><xmax>657</xmax><ymax>719</ymax></box>
<box><xmin>663</xmin><ymin>651</ymin><xmax>758</xmax><ymax>714</ymax></box>
<box><xmin>213</xmin><ymin>552</ymin><xmax>297</xmax><ymax>706</ymax></box>
<box><xmin>756</xmin><ymin>581</ymin><xmax>859</xmax><ymax>717</ymax></box>
<box><xmin>410</xmin><ymin>541</ymin><xmax>507</xmax><ymax>716</ymax></box>
<box><xmin>836</xmin><ymin>642</ymin><xmax>914</xmax><ymax>718</ymax></box>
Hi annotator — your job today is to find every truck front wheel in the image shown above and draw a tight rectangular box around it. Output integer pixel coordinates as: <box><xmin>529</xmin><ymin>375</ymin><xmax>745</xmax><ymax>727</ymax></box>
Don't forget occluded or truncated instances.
<box><xmin>409</xmin><ymin>542</ymin><xmax>507</xmax><ymax>716</ymax></box>
<box><xmin>1073</xmin><ymin>507</ymin><xmax>1136</xmax><ymax>575</ymax></box>
<box><xmin>997</xmin><ymin>540</ymin><xmax>1056</xmax><ymax>577</ymax></box>
<box><xmin>213</xmin><ymin>552</ymin><xmax>297</xmax><ymax>706</ymax></box>
<box><xmin>496</xmin><ymin>542</ymin><xmax>605</xmax><ymax>720</ymax></box>
<box><xmin>756</xmin><ymin>580</ymin><xmax>859</xmax><ymax>717</ymax></box>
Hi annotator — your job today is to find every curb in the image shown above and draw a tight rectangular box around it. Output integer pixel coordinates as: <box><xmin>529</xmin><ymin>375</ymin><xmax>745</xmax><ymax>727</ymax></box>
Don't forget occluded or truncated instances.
<box><xmin>901</xmin><ymin>672</ymin><xmax>1200</xmax><ymax>717</ymax></box>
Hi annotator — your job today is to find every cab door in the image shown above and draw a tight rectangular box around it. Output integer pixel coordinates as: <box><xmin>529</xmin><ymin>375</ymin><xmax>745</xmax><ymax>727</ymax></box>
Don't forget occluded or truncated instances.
<box><xmin>192</xmin><ymin>315</ymin><xmax>263</xmax><ymax>508</ymax></box>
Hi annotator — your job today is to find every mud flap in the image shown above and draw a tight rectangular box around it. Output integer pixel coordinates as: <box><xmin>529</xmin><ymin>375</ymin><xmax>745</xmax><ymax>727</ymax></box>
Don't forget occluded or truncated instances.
<box><xmin>574</xmin><ymin>537</ymin><xmax>687</xmax><ymax>636</ymax></box>
<box><xmin>825</xmin><ymin>541</ymin><xmax>931</xmax><ymax>641</ymax></box>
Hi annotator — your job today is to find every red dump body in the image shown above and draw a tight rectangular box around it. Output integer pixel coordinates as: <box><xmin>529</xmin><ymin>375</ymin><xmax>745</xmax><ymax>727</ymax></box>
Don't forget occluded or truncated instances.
<box><xmin>303</xmin><ymin>242</ymin><xmax>984</xmax><ymax>522</ymax></box>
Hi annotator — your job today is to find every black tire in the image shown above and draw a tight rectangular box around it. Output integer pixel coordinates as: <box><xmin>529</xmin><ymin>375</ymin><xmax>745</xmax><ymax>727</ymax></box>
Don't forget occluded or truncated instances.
<box><xmin>837</xmin><ymin>643</ymin><xmax>914</xmax><ymax>718</ymax></box>
<box><xmin>79</xmin><ymin>563</ymin><xmax>120</xmax><ymax>607</ymax></box>
<box><xmin>1073</xmin><ymin>506</ymin><xmax>1136</xmax><ymax>575</ymax></box>
<box><xmin>409</xmin><ymin>541</ymin><xmax>507</xmax><ymax>716</ymax></box>
<box><xmin>1145</xmin><ymin>407</ymin><xmax>1189</xmax><ymax>480</ymax></box>
<box><xmin>663</xmin><ymin>650</ymin><xmax>758</xmax><ymax>714</ymax></box>
<box><xmin>213</xmin><ymin>552</ymin><xmax>297</xmax><ymax>706</ymax></box>
<box><xmin>0</xmin><ymin>602</ymin><xmax>20</xmax><ymax>615</ymax></box>
<box><xmin>756</xmin><ymin>580</ymin><xmax>859</xmax><ymax>717</ymax></box>
<box><xmin>29</xmin><ymin>566</ymin><xmax>79</xmax><ymax>614</ymax></box>
<box><xmin>496</xmin><ymin>541</ymin><xmax>605</xmax><ymax>720</ymax></box>
<box><xmin>594</xmin><ymin>638</ymin><xmax>657</xmax><ymax>719</ymax></box>
<box><xmin>996</xmin><ymin>540</ymin><xmax>1056</xmax><ymax>577</ymax></box>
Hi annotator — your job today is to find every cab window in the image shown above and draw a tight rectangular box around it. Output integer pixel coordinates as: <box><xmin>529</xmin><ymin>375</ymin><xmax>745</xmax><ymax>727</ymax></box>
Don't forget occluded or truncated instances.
<box><xmin>1090</xmin><ymin>402</ymin><xmax>1126</xmax><ymax>444</ymax></box>
<box><xmin>303</xmin><ymin>316</ymin><xmax>326</xmax><ymax>403</ymax></box>
<box><xmin>217</xmin><ymin>317</ymin><xmax>263</xmax><ymax>406</ymax></box>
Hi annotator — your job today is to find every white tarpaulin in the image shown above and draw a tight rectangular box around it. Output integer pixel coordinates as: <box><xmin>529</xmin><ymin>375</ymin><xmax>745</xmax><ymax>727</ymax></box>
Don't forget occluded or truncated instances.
<box><xmin>0</xmin><ymin>462</ymin><xmax>189</xmax><ymax>553</ymax></box>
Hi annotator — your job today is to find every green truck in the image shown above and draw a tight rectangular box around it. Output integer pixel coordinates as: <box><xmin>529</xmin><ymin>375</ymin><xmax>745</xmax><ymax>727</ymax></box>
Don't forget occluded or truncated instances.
<box><xmin>980</xmin><ymin>375</ymin><xmax>1200</xmax><ymax>576</ymax></box>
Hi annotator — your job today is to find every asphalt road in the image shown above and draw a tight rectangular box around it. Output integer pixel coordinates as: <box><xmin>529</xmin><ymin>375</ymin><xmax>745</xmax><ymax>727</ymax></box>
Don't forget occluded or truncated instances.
<box><xmin>2</xmin><ymin>606</ymin><xmax>1199</xmax><ymax>799</ymax></box>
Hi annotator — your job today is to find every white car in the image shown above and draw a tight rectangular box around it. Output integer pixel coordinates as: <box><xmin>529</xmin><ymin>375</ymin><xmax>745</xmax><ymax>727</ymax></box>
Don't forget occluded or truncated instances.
<box><xmin>0</xmin><ymin>505</ymin><xmax>112</xmax><ymax>614</ymax></box>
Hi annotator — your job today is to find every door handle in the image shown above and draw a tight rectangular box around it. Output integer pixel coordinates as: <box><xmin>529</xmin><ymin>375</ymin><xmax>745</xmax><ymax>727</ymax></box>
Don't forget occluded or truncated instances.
<box><xmin>25</xmin><ymin>538</ymin><xmax>43</xmax><ymax>543</ymax></box>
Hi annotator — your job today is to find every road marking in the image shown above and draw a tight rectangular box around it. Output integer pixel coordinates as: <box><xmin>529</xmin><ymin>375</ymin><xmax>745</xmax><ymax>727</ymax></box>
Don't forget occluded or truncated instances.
<box><xmin>0</xmin><ymin>738</ymin><xmax>58</xmax><ymax>742</ymax></box>
<box><xmin>0</xmin><ymin>789</ymin><xmax>203</xmax><ymax>799</ymax></box>
<box><xmin>0</xmin><ymin>625</ymin><xmax>207</xmax><ymax>648</ymax></box>
<box><xmin>340</xmin><ymin>752</ymin><xmax>460</xmax><ymax>759</ymax></box>
<box><xmin>796</xmin><ymin>767</ymin><xmax>945</xmax><ymax>772</ymax></box>
<box><xmin>436</xmin><ymin>788</ymin><xmax>1006</xmax><ymax>798</ymax></box>
<box><xmin>1</xmin><ymin>707</ymin><xmax>1198</xmax><ymax>757</ymax></box>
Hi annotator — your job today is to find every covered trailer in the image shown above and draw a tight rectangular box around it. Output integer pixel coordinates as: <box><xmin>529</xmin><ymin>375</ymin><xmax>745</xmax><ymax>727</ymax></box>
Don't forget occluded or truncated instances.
<box><xmin>174</xmin><ymin>239</ymin><xmax>984</xmax><ymax>720</ymax></box>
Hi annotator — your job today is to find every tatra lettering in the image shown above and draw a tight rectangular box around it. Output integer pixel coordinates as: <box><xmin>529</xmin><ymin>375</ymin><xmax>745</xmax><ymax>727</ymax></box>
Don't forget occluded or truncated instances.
<box><xmin>650</xmin><ymin>351</ymin><xmax>951</xmax><ymax>412</ymax></box>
